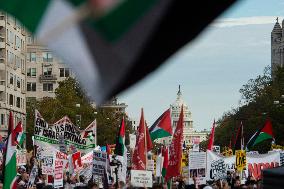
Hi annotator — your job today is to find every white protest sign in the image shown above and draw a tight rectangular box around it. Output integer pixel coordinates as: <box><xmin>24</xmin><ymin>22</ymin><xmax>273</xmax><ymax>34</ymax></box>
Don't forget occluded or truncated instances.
<box><xmin>110</xmin><ymin>155</ymin><xmax>126</xmax><ymax>183</ymax></box>
<box><xmin>54</xmin><ymin>159</ymin><xmax>64</xmax><ymax>188</ymax></box>
<box><xmin>42</xmin><ymin>154</ymin><xmax>54</xmax><ymax>175</ymax></box>
<box><xmin>189</xmin><ymin>152</ymin><xmax>206</xmax><ymax>184</ymax></box>
<box><xmin>16</xmin><ymin>149</ymin><xmax>27</xmax><ymax>166</ymax></box>
<box><xmin>93</xmin><ymin>150</ymin><xmax>107</xmax><ymax>176</ymax></box>
<box><xmin>129</xmin><ymin>134</ymin><xmax>136</xmax><ymax>149</ymax></box>
<box><xmin>155</xmin><ymin>156</ymin><xmax>163</xmax><ymax>177</ymax></box>
<box><xmin>131</xmin><ymin>170</ymin><xmax>153</xmax><ymax>188</ymax></box>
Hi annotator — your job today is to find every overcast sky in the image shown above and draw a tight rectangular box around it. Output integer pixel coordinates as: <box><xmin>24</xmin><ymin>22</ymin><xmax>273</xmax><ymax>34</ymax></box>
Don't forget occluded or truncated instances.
<box><xmin>119</xmin><ymin>0</ymin><xmax>284</xmax><ymax>130</ymax></box>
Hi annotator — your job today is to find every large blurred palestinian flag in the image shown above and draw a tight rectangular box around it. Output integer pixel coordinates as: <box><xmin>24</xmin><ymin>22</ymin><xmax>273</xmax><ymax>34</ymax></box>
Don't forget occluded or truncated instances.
<box><xmin>0</xmin><ymin>0</ymin><xmax>237</xmax><ymax>103</ymax></box>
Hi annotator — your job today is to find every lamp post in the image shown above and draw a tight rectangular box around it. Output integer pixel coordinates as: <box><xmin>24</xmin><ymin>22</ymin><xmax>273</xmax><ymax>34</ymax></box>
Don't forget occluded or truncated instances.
<box><xmin>75</xmin><ymin>103</ymin><xmax>81</xmax><ymax>129</ymax></box>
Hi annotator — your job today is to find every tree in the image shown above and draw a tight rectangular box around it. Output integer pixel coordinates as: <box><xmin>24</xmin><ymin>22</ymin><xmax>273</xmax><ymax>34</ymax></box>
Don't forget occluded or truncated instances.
<box><xmin>26</xmin><ymin>78</ymin><xmax>132</xmax><ymax>150</ymax></box>
<box><xmin>214</xmin><ymin>66</ymin><xmax>284</xmax><ymax>153</ymax></box>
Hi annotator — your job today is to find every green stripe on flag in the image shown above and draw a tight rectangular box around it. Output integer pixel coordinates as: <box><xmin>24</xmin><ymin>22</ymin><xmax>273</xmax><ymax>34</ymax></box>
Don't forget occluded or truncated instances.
<box><xmin>253</xmin><ymin>132</ymin><xmax>273</xmax><ymax>146</ymax></box>
<box><xmin>93</xmin><ymin>0</ymin><xmax>158</xmax><ymax>41</ymax></box>
<box><xmin>150</xmin><ymin>129</ymin><xmax>171</xmax><ymax>141</ymax></box>
<box><xmin>3</xmin><ymin>153</ymin><xmax>17</xmax><ymax>189</ymax></box>
<box><xmin>67</xmin><ymin>0</ymin><xmax>86</xmax><ymax>6</ymax></box>
<box><xmin>0</xmin><ymin>0</ymin><xmax>51</xmax><ymax>33</ymax></box>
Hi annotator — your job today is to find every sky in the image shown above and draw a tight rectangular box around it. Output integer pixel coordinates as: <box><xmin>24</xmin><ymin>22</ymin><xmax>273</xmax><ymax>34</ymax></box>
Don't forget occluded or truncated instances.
<box><xmin>118</xmin><ymin>0</ymin><xmax>284</xmax><ymax>131</ymax></box>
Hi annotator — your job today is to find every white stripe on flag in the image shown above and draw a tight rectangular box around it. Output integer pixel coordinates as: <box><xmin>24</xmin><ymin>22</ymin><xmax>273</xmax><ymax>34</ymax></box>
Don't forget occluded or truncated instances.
<box><xmin>36</xmin><ymin>0</ymin><xmax>102</xmax><ymax>102</ymax></box>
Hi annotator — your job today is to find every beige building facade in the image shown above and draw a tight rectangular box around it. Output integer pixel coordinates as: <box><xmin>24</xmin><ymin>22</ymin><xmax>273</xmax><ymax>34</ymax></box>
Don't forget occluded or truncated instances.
<box><xmin>0</xmin><ymin>12</ymin><xmax>27</xmax><ymax>137</ymax></box>
<box><xmin>26</xmin><ymin>38</ymin><xmax>73</xmax><ymax>100</ymax></box>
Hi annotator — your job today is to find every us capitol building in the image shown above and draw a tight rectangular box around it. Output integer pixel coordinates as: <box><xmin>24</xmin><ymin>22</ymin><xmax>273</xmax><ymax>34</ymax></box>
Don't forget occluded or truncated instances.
<box><xmin>157</xmin><ymin>86</ymin><xmax>209</xmax><ymax>149</ymax></box>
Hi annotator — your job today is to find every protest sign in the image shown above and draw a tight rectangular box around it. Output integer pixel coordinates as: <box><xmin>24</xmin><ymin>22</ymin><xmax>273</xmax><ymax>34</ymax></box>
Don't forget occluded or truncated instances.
<box><xmin>27</xmin><ymin>164</ymin><xmax>38</xmax><ymax>188</ymax></box>
<box><xmin>236</xmin><ymin>150</ymin><xmax>246</xmax><ymax>172</ymax></box>
<box><xmin>110</xmin><ymin>155</ymin><xmax>127</xmax><ymax>183</ymax></box>
<box><xmin>54</xmin><ymin>159</ymin><xmax>64</xmax><ymax>188</ymax></box>
<box><xmin>131</xmin><ymin>170</ymin><xmax>153</xmax><ymax>188</ymax></box>
<box><xmin>42</xmin><ymin>154</ymin><xmax>54</xmax><ymax>175</ymax></box>
<box><xmin>93</xmin><ymin>150</ymin><xmax>107</xmax><ymax>176</ymax></box>
<box><xmin>72</xmin><ymin>151</ymin><xmax>83</xmax><ymax>172</ymax></box>
<box><xmin>147</xmin><ymin>160</ymin><xmax>155</xmax><ymax>171</ymax></box>
<box><xmin>16</xmin><ymin>149</ymin><xmax>27</xmax><ymax>166</ymax></box>
<box><xmin>129</xmin><ymin>134</ymin><xmax>136</xmax><ymax>149</ymax></box>
<box><xmin>155</xmin><ymin>156</ymin><xmax>163</xmax><ymax>177</ymax></box>
<box><xmin>34</xmin><ymin>110</ymin><xmax>95</xmax><ymax>153</ymax></box>
<box><xmin>189</xmin><ymin>152</ymin><xmax>206</xmax><ymax>184</ymax></box>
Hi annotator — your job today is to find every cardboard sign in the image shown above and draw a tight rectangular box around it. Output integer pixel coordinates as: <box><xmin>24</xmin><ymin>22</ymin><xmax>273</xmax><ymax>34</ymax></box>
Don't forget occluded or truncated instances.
<box><xmin>131</xmin><ymin>170</ymin><xmax>153</xmax><ymax>188</ymax></box>
<box><xmin>93</xmin><ymin>151</ymin><xmax>107</xmax><ymax>176</ymax></box>
<box><xmin>236</xmin><ymin>150</ymin><xmax>246</xmax><ymax>172</ymax></box>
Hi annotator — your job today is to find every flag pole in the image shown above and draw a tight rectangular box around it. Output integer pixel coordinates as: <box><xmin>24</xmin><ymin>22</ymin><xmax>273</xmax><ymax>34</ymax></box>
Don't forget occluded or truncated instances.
<box><xmin>144</xmin><ymin>115</ymin><xmax>148</xmax><ymax>170</ymax></box>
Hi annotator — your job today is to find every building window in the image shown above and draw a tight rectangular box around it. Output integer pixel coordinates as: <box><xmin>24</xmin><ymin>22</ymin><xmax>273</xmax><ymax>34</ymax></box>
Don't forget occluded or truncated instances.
<box><xmin>16</xmin><ymin>97</ymin><xmax>20</xmax><ymax>108</ymax></box>
<box><xmin>28</xmin><ymin>52</ymin><xmax>36</xmax><ymax>62</ymax></box>
<box><xmin>27</xmin><ymin>82</ymin><xmax>36</xmax><ymax>92</ymax></box>
<box><xmin>60</xmin><ymin>68</ymin><xmax>70</xmax><ymax>77</ymax></box>
<box><xmin>17</xmin><ymin>77</ymin><xmax>20</xmax><ymax>88</ymax></box>
<box><xmin>0</xmin><ymin>114</ymin><xmax>4</xmax><ymax>125</ymax></box>
<box><xmin>9</xmin><ymin>73</ymin><xmax>13</xmax><ymax>85</ymax></box>
<box><xmin>27</xmin><ymin>68</ymin><xmax>36</xmax><ymax>77</ymax></box>
<box><xmin>43</xmin><ymin>52</ymin><xmax>53</xmax><ymax>62</ymax></box>
<box><xmin>9</xmin><ymin>94</ymin><xmax>13</xmax><ymax>106</ymax></box>
<box><xmin>43</xmin><ymin>83</ymin><xmax>53</xmax><ymax>92</ymax></box>
<box><xmin>43</xmin><ymin>67</ymin><xmax>52</xmax><ymax>76</ymax></box>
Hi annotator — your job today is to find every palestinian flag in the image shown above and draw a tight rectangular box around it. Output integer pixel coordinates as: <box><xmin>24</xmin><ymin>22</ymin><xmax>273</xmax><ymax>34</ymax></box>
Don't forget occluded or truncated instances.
<box><xmin>114</xmin><ymin>117</ymin><xmax>126</xmax><ymax>156</ymax></box>
<box><xmin>82</xmin><ymin>119</ymin><xmax>97</xmax><ymax>144</ymax></box>
<box><xmin>149</xmin><ymin>109</ymin><xmax>172</xmax><ymax>141</ymax></box>
<box><xmin>246</xmin><ymin>119</ymin><xmax>275</xmax><ymax>151</ymax></box>
<box><xmin>162</xmin><ymin>147</ymin><xmax>168</xmax><ymax>178</ymax></box>
<box><xmin>3</xmin><ymin>111</ymin><xmax>17</xmax><ymax>189</ymax></box>
<box><xmin>14</xmin><ymin>122</ymin><xmax>25</xmax><ymax>146</ymax></box>
<box><xmin>0</xmin><ymin>0</ymin><xmax>236</xmax><ymax>103</ymax></box>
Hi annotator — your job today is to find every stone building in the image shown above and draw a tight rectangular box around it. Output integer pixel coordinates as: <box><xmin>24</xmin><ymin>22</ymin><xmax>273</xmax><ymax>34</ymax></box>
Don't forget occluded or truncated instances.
<box><xmin>271</xmin><ymin>18</ymin><xmax>284</xmax><ymax>76</ymax></box>
<box><xmin>0</xmin><ymin>12</ymin><xmax>27</xmax><ymax>137</ymax></box>
<box><xmin>26</xmin><ymin>37</ymin><xmax>74</xmax><ymax>100</ymax></box>
<box><xmin>157</xmin><ymin>86</ymin><xmax>209</xmax><ymax>149</ymax></box>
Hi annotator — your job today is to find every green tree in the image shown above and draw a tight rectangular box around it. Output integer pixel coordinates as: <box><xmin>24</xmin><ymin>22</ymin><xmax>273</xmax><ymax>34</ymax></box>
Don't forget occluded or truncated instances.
<box><xmin>26</xmin><ymin>77</ymin><xmax>132</xmax><ymax>150</ymax></box>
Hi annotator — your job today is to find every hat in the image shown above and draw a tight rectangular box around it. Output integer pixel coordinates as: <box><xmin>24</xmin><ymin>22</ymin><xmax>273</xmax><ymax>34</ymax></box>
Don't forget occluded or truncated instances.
<box><xmin>19</xmin><ymin>166</ymin><xmax>26</xmax><ymax>171</ymax></box>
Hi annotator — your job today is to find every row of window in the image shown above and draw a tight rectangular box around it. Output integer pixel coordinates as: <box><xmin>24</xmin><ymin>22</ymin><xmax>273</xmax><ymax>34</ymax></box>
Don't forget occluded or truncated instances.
<box><xmin>7</xmin><ymin>50</ymin><xmax>25</xmax><ymax>69</ymax></box>
<box><xmin>7</xmin><ymin>29</ymin><xmax>25</xmax><ymax>51</ymax></box>
<box><xmin>27</xmin><ymin>82</ymin><xmax>54</xmax><ymax>92</ymax></box>
<box><xmin>27</xmin><ymin>68</ymin><xmax>70</xmax><ymax>77</ymax></box>
<box><xmin>6</xmin><ymin>93</ymin><xmax>25</xmax><ymax>109</ymax></box>
<box><xmin>0</xmin><ymin>113</ymin><xmax>25</xmax><ymax>127</ymax></box>
<box><xmin>27</xmin><ymin>52</ymin><xmax>53</xmax><ymax>62</ymax></box>
<box><xmin>7</xmin><ymin>71</ymin><xmax>25</xmax><ymax>91</ymax></box>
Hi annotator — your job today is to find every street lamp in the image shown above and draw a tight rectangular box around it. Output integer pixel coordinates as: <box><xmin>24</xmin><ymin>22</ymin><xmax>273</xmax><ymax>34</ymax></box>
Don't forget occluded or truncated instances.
<box><xmin>75</xmin><ymin>103</ymin><xmax>81</xmax><ymax>129</ymax></box>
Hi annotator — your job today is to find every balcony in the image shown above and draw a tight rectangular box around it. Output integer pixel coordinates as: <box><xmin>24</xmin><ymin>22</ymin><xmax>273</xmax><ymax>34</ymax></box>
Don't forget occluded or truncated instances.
<box><xmin>0</xmin><ymin>42</ymin><xmax>4</xmax><ymax>49</ymax></box>
<box><xmin>0</xmin><ymin>20</ymin><xmax>4</xmax><ymax>27</ymax></box>
<box><xmin>39</xmin><ymin>74</ymin><xmax>57</xmax><ymax>82</ymax></box>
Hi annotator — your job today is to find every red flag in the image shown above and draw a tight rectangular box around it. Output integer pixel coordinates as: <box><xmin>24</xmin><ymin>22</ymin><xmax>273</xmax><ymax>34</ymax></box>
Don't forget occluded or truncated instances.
<box><xmin>132</xmin><ymin>108</ymin><xmax>147</xmax><ymax>170</ymax></box>
<box><xmin>165</xmin><ymin>105</ymin><xmax>184</xmax><ymax>181</ymax></box>
<box><xmin>207</xmin><ymin>119</ymin><xmax>216</xmax><ymax>151</ymax></box>
<box><xmin>145</xmin><ymin>123</ymin><xmax>153</xmax><ymax>152</ymax></box>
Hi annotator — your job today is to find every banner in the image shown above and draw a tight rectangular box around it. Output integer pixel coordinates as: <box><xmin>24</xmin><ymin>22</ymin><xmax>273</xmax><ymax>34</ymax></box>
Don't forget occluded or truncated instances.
<box><xmin>147</xmin><ymin>160</ymin><xmax>155</xmax><ymax>172</ymax></box>
<box><xmin>236</xmin><ymin>150</ymin><xmax>246</xmax><ymax>172</ymax></box>
<box><xmin>34</xmin><ymin>110</ymin><xmax>95</xmax><ymax>152</ymax></box>
<box><xmin>54</xmin><ymin>159</ymin><xmax>64</xmax><ymax>188</ymax></box>
<box><xmin>16</xmin><ymin>149</ymin><xmax>27</xmax><ymax>166</ymax></box>
<box><xmin>110</xmin><ymin>155</ymin><xmax>126</xmax><ymax>183</ymax></box>
<box><xmin>247</xmin><ymin>152</ymin><xmax>280</xmax><ymax>180</ymax></box>
<box><xmin>131</xmin><ymin>170</ymin><xmax>153</xmax><ymax>188</ymax></box>
<box><xmin>189</xmin><ymin>152</ymin><xmax>206</xmax><ymax>184</ymax></box>
<box><xmin>93</xmin><ymin>150</ymin><xmax>107</xmax><ymax>176</ymax></box>
<box><xmin>207</xmin><ymin>150</ymin><xmax>280</xmax><ymax>181</ymax></box>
